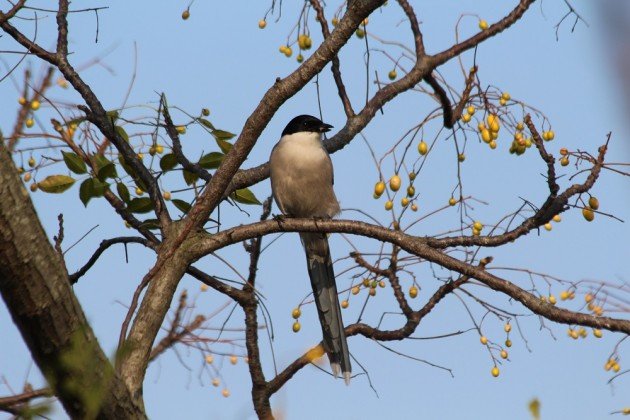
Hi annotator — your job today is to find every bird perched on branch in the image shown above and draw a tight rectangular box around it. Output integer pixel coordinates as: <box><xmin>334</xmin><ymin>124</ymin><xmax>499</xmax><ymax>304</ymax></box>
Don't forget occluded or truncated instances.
<box><xmin>269</xmin><ymin>114</ymin><xmax>351</xmax><ymax>384</ymax></box>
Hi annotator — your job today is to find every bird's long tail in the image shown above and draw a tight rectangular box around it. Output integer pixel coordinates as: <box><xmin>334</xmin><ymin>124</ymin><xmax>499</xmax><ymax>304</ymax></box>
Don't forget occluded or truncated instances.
<box><xmin>300</xmin><ymin>232</ymin><xmax>351</xmax><ymax>384</ymax></box>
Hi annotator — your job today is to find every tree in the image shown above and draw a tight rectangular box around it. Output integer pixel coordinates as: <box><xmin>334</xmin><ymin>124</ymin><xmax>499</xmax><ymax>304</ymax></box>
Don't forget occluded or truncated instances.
<box><xmin>1</xmin><ymin>1</ymin><xmax>628</xmax><ymax>418</ymax></box>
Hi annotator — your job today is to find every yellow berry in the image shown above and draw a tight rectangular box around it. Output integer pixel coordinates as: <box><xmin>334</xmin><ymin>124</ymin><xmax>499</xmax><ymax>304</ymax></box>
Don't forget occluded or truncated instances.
<box><xmin>341</xmin><ymin>300</ymin><xmax>349</xmax><ymax>309</ymax></box>
<box><xmin>578</xmin><ymin>327</ymin><xmax>587</xmax><ymax>338</ymax></box>
<box><xmin>18</xmin><ymin>96</ymin><xmax>26</xmax><ymax>105</ymax></box>
<box><xmin>559</xmin><ymin>147</ymin><xmax>568</xmax><ymax>156</ymax></box>
<box><xmin>409</xmin><ymin>286</ymin><xmax>418</xmax><ymax>299</ymax></box>
<box><xmin>491</xmin><ymin>366</ymin><xmax>500</xmax><ymax>377</ymax></box>
<box><xmin>500</xmin><ymin>350</ymin><xmax>508</xmax><ymax>359</ymax></box>
<box><xmin>481</xmin><ymin>128</ymin><xmax>492</xmax><ymax>143</ymax></box>
<box><xmin>504</xmin><ymin>323</ymin><xmax>512</xmax><ymax>333</ymax></box>
<box><xmin>221</xmin><ymin>388</ymin><xmax>230</xmax><ymax>398</ymax></box>
<box><xmin>546</xmin><ymin>130</ymin><xmax>555</xmax><ymax>141</ymax></box>
<box><xmin>296</xmin><ymin>54</ymin><xmax>304</xmax><ymax>63</ymax></box>
<box><xmin>612</xmin><ymin>363</ymin><xmax>620</xmax><ymax>373</ymax></box>
<box><xmin>25</xmin><ymin>118</ymin><xmax>34</xmax><ymax>128</ymax></box>
<box><xmin>505</xmin><ymin>339</ymin><xmax>512</xmax><ymax>347</ymax></box>
<box><xmin>137</xmin><ymin>153</ymin><xmax>144</xmax><ymax>159</ymax></box>
<box><xmin>362</xmin><ymin>278</ymin><xmax>370</xmax><ymax>287</ymax></box>
<box><xmin>284</xmin><ymin>46</ymin><xmax>293</xmax><ymax>57</ymax></box>
<box><xmin>182</xmin><ymin>9</ymin><xmax>190</xmax><ymax>20</ymax></box>
<box><xmin>230</xmin><ymin>355</ymin><xmax>238</xmax><ymax>365</ymax></box>
<box><xmin>407</xmin><ymin>186</ymin><xmax>415</xmax><ymax>197</ymax></box>
<box><xmin>200</xmin><ymin>283</ymin><xmax>209</xmax><ymax>292</ymax></box>
<box><xmin>461</xmin><ymin>113</ymin><xmax>471</xmax><ymax>123</ymax></box>
<box><xmin>351</xmin><ymin>286</ymin><xmax>360</xmax><ymax>295</ymax></box>
<box><xmin>23</xmin><ymin>172</ymin><xmax>32</xmax><ymax>182</ymax></box>
<box><xmin>560</xmin><ymin>156</ymin><xmax>569</xmax><ymax>166</ymax></box>
<box><xmin>582</xmin><ymin>207</ymin><xmax>595</xmax><ymax>222</ymax></box>
<box><xmin>374</xmin><ymin>181</ymin><xmax>386</xmax><ymax>196</ymax></box>
<box><xmin>30</xmin><ymin>100</ymin><xmax>40</xmax><ymax>110</ymax></box>
<box><xmin>388</xmin><ymin>69</ymin><xmax>397</xmax><ymax>80</ymax></box>
<box><xmin>401</xmin><ymin>197</ymin><xmax>409</xmax><ymax>207</ymax></box>
<box><xmin>331</xmin><ymin>17</ymin><xmax>339</xmax><ymax>26</ymax></box>
<box><xmin>292</xmin><ymin>321</ymin><xmax>301</xmax><ymax>332</ymax></box>
<box><xmin>385</xmin><ymin>200</ymin><xmax>393</xmax><ymax>210</ymax></box>
<box><xmin>292</xmin><ymin>307</ymin><xmax>301</xmax><ymax>319</ymax></box>
<box><xmin>489</xmin><ymin>140</ymin><xmax>497</xmax><ymax>149</ymax></box>
<box><xmin>30</xmin><ymin>183</ymin><xmax>38</xmax><ymax>192</ymax></box>
<box><xmin>212</xmin><ymin>378</ymin><xmax>220</xmax><ymax>387</ymax></box>
<box><xmin>135</xmin><ymin>187</ymin><xmax>144</xmax><ymax>196</ymax></box>
<box><xmin>622</xmin><ymin>407</ymin><xmax>630</xmax><ymax>415</ymax></box>
<box><xmin>487</xmin><ymin>114</ymin><xmax>500</xmax><ymax>132</ymax></box>
<box><xmin>499</xmin><ymin>98</ymin><xmax>507</xmax><ymax>106</ymax></box>
<box><xmin>560</xmin><ymin>291</ymin><xmax>569</xmax><ymax>300</ymax></box>
<box><xmin>458</xmin><ymin>153</ymin><xmax>466</xmax><ymax>162</ymax></box>
<box><xmin>568</xmin><ymin>329</ymin><xmax>578</xmax><ymax>339</ymax></box>
<box><xmin>588</xmin><ymin>196</ymin><xmax>599</xmax><ymax>210</ymax></box>
<box><xmin>205</xmin><ymin>354</ymin><xmax>214</xmax><ymax>364</ymax></box>
<box><xmin>202</xmin><ymin>108</ymin><xmax>210</xmax><ymax>116</ymax></box>
<box><xmin>467</xmin><ymin>105</ymin><xmax>475</xmax><ymax>115</ymax></box>
<box><xmin>553</xmin><ymin>214</ymin><xmax>562</xmax><ymax>222</ymax></box>
<box><xmin>478</xmin><ymin>122</ymin><xmax>486</xmax><ymax>132</ymax></box>
<box><xmin>516</xmin><ymin>122</ymin><xmax>524</xmax><ymax>131</ymax></box>
<box><xmin>163</xmin><ymin>191</ymin><xmax>171</xmax><ymax>200</ymax></box>
<box><xmin>480</xmin><ymin>335</ymin><xmax>488</xmax><ymax>345</ymax></box>
<box><xmin>258</xmin><ymin>19</ymin><xmax>267</xmax><ymax>29</ymax></box>
<box><xmin>544</xmin><ymin>222</ymin><xmax>552</xmax><ymax>231</ymax></box>
<box><xmin>418</xmin><ymin>140</ymin><xmax>428</xmax><ymax>155</ymax></box>
<box><xmin>593</xmin><ymin>329</ymin><xmax>602</xmax><ymax>338</ymax></box>
<box><xmin>479</xmin><ymin>19</ymin><xmax>489</xmax><ymax>30</ymax></box>
<box><xmin>449</xmin><ymin>197</ymin><xmax>457</xmax><ymax>206</ymax></box>
<box><xmin>389</xmin><ymin>174</ymin><xmax>401</xmax><ymax>191</ymax></box>
<box><xmin>155</xmin><ymin>145</ymin><xmax>164</xmax><ymax>154</ymax></box>
<box><xmin>298</xmin><ymin>34</ymin><xmax>312</xmax><ymax>50</ymax></box>
<box><xmin>411</xmin><ymin>203</ymin><xmax>418</xmax><ymax>212</ymax></box>
<box><xmin>473</xmin><ymin>221</ymin><xmax>483</xmax><ymax>231</ymax></box>
<box><xmin>548</xmin><ymin>294</ymin><xmax>557</xmax><ymax>305</ymax></box>
<box><xmin>28</xmin><ymin>157</ymin><xmax>36</xmax><ymax>168</ymax></box>
<box><xmin>585</xmin><ymin>293</ymin><xmax>594</xmax><ymax>303</ymax></box>
<box><xmin>362</xmin><ymin>18</ymin><xmax>369</xmax><ymax>26</ymax></box>
<box><xmin>176</xmin><ymin>126</ymin><xmax>186</xmax><ymax>134</ymax></box>
<box><xmin>379</xmin><ymin>280</ymin><xmax>386</xmax><ymax>288</ymax></box>
<box><xmin>355</xmin><ymin>28</ymin><xmax>365</xmax><ymax>39</ymax></box>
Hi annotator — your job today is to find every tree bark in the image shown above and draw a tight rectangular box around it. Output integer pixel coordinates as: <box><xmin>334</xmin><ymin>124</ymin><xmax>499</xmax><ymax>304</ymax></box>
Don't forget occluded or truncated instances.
<box><xmin>0</xmin><ymin>138</ymin><xmax>146</xmax><ymax>419</ymax></box>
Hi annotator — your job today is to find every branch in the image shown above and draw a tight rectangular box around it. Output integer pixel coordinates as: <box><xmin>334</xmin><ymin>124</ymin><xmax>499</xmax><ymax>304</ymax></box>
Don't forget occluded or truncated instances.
<box><xmin>0</xmin><ymin>388</ymin><xmax>53</xmax><ymax>413</ymax></box>
<box><xmin>190</xmin><ymin>217</ymin><xmax>630</xmax><ymax>335</ymax></box>
<box><xmin>309</xmin><ymin>0</ymin><xmax>354</xmax><ymax>117</ymax></box>
<box><xmin>68</xmin><ymin>236</ymin><xmax>153</xmax><ymax>284</ymax></box>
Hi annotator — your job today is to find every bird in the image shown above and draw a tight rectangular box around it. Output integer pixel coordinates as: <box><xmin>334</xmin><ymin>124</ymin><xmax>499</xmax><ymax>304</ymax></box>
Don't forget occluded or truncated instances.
<box><xmin>269</xmin><ymin>114</ymin><xmax>351</xmax><ymax>384</ymax></box>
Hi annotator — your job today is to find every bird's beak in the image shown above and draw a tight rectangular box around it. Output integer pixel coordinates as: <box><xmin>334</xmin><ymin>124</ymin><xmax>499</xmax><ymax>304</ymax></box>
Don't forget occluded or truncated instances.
<box><xmin>319</xmin><ymin>123</ymin><xmax>333</xmax><ymax>133</ymax></box>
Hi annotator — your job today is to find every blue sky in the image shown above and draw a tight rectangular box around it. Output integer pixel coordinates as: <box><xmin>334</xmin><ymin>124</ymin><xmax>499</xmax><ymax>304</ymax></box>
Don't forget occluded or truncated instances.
<box><xmin>1</xmin><ymin>1</ymin><xmax>628</xmax><ymax>419</ymax></box>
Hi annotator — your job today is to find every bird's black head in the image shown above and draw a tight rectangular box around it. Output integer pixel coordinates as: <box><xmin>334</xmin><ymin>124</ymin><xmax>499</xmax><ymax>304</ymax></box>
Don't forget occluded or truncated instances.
<box><xmin>281</xmin><ymin>114</ymin><xmax>333</xmax><ymax>136</ymax></box>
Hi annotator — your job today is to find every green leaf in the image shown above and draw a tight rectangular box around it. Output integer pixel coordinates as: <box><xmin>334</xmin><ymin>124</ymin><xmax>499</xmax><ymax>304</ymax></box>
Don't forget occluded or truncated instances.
<box><xmin>79</xmin><ymin>178</ymin><xmax>110</xmax><ymax>206</ymax></box>
<box><xmin>198</xmin><ymin>152</ymin><xmax>224</xmax><ymax>169</ymax></box>
<box><xmin>197</xmin><ymin>118</ymin><xmax>215</xmax><ymax>130</ymax></box>
<box><xmin>94</xmin><ymin>154</ymin><xmax>117</xmax><ymax>181</ymax></box>
<box><xmin>62</xmin><ymin>151</ymin><xmax>87</xmax><ymax>174</ymax></box>
<box><xmin>171</xmin><ymin>199</ymin><xmax>192</xmax><ymax>214</ymax></box>
<box><xmin>118</xmin><ymin>154</ymin><xmax>135</xmax><ymax>177</ymax></box>
<box><xmin>106</xmin><ymin>110</ymin><xmax>120</xmax><ymax>121</ymax></box>
<box><xmin>127</xmin><ymin>197</ymin><xmax>154</xmax><ymax>214</ymax></box>
<box><xmin>159</xmin><ymin>153</ymin><xmax>179</xmax><ymax>171</ymax></box>
<box><xmin>215</xmin><ymin>138</ymin><xmax>232</xmax><ymax>154</ymax></box>
<box><xmin>116</xmin><ymin>182</ymin><xmax>131</xmax><ymax>203</ymax></box>
<box><xmin>139</xmin><ymin>219</ymin><xmax>160</xmax><ymax>230</ymax></box>
<box><xmin>38</xmin><ymin>175</ymin><xmax>76</xmax><ymax>194</ymax></box>
<box><xmin>182</xmin><ymin>170</ymin><xmax>198</xmax><ymax>186</ymax></box>
<box><xmin>230</xmin><ymin>188</ymin><xmax>261</xmax><ymax>205</ymax></box>
<box><xmin>212</xmin><ymin>129</ymin><xmax>236</xmax><ymax>141</ymax></box>
<box><xmin>115</xmin><ymin>126</ymin><xmax>129</xmax><ymax>142</ymax></box>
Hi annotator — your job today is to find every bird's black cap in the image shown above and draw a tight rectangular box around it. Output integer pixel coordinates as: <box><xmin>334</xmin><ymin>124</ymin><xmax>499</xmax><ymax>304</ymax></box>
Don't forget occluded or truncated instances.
<box><xmin>282</xmin><ymin>114</ymin><xmax>333</xmax><ymax>136</ymax></box>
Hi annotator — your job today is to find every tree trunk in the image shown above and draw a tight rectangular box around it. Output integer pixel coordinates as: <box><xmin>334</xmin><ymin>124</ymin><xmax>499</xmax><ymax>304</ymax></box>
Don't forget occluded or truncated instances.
<box><xmin>0</xmin><ymin>138</ymin><xmax>146</xmax><ymax>419</ymax></box>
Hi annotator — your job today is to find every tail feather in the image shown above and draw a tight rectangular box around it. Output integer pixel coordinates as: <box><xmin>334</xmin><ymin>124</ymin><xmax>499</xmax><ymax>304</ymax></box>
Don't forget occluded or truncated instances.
<box><xmin>300</xmin><ymin>232</ymin><xmax>351</xmax><ymax>383</ymax></box>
